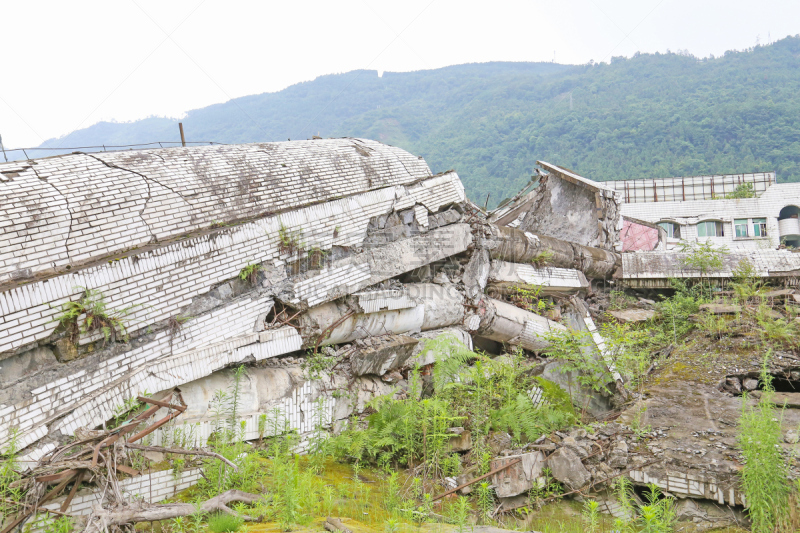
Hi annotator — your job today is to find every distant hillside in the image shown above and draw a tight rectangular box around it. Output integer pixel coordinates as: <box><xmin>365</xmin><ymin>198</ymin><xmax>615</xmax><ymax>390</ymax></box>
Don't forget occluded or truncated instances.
<box><xmin>36</xmin><ymin>38</ymin><xmax>800</xmax><ymax>207</ymax></box>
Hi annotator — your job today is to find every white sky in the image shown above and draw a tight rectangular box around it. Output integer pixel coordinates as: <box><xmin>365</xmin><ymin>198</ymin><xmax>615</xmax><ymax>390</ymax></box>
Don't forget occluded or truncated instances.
<box><xmin>1</xmin><ymin>0</ymin><xmax>799</xmax><ymax>149</ymax></box>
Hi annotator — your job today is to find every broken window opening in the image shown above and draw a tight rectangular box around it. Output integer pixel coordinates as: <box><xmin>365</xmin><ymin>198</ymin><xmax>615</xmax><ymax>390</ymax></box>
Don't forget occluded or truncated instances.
<box><xmin>265</xmin><ymin>301</ymin><xmax>302</xmax><ymax>329</ymax></box>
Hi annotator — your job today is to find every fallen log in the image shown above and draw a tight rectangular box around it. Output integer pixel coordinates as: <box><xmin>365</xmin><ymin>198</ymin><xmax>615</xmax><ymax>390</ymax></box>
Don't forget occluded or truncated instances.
<box><xmin>80</xmin><ymin>490</ymin><xmax>262</xmax><ymax>533</ymax></box>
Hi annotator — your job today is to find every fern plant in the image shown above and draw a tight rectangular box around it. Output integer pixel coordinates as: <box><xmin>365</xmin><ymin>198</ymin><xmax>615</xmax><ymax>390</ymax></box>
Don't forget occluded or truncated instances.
<box><xmin>53</xmin><ymin>286</ymin><xmax>141</xmax><ymax>344</ymax></box>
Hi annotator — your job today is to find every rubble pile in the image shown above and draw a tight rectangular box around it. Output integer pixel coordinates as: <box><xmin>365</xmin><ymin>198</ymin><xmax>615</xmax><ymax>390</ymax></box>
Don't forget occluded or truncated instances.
<box><xmin>0</xmin><ymin>139</ymin><xmax>795</xmax><ymax>532</ymax></box>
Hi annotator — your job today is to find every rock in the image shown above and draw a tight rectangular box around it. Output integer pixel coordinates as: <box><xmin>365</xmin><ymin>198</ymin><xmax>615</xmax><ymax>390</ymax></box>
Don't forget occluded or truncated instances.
<box><xmin>569</xmin><ymin>428</ymin><xmax>587</xmax><ymax>439</ymax></box>
<box><xmin>742</xmin><ymin>378</ymin><xmax>759</xmax><ymax>391</ymax></box>
<box><xmin>561</xmin><ymin>436</ymin><xmax>588</xmax><ymax>459</ymax></box>
<box><xmin>52</xmin><ymin>337</ymin><xmax>80</xmax><ymax>362</ymax></box>
<box><xmin>488</xmin><ymin>432</ymin><xmax>512</xmax><ymax>454</ymax></box>
<box><xmin>699</xmin><ymin>303</ymin><xmax>742</xmax><ymax>314</ymax></box>
<box><xmin>785</xmin><ymin>429</ymin><xmax>799</xmax><ymax>444</ymax></box>
<box><xmin>349</xmin><ymin>335</ymin><xmax>419</xmax><ymax>376</ymax></box>
<box><xmin>769</xmin><ymin>392</ymin><xmax>800</xmax><ymax>408</ymax></box>
<box><xmin>607</xmin><ymin>440</ymin><xmax>628</xmax><ymax>468</ymax></box>
<box><xmin>490</xmin><ymin>452</ymin><xmax>546</xmax><ymax>498</ymax></box>
<box><xmin>724</xmin><ymin>377</ymin><xmax>742</xmax><ymax>393</ymax></box>
<box><xmin>433</xmin><ymin>271</ymin><xmax>451</xmax><ymax>284</ymax></box>
<box><xmin>448</xmin><ymin>429</ymin><xmax>473</xmax><ymax>452</ymax></box>
<box><xmin>546</xmin><ymin>447</ymin><xmax>591</xmax><ymax>490</ymax></box>
<box><xmin>498</xmin><ymin>494</ymin><xmax>529</xmax><ymax>512</ymax></box>
<box><xmin>608</xmin><ymin>309</ymin><xmax>656</xmax><ymax>323</ymax></box>
<box><xmin>381</xmin><ymin>370</ymin><xmax>403</xmax><ymax>383</ymax></box>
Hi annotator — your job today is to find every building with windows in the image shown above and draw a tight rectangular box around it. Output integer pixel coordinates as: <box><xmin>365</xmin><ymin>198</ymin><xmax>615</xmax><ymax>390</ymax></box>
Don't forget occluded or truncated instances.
<box><xmin>606</xmin><ymin>172</ymin><xmax>800</xmax><ymax>250</ymax></box>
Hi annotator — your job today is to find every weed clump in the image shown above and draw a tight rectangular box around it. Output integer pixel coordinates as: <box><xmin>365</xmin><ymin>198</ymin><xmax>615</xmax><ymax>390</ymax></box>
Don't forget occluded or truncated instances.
<box><xmin>207</xmin><ymin>512</ymin><xmax>243</xmax><ymax>533</ymax></box>
<box><xmin>238</xmin><ymin>262</ymin><xmax>262</xmax><ymax>285</ymax></box>
<box><xmin>738</xmin><ymin>354</ymin><xmax>791</xmax><ymax>533</ymax></box>
<box><xmin>53</xmin><ymin>286</ymin><xmax>141</xmax><ymax>344</ymax></box>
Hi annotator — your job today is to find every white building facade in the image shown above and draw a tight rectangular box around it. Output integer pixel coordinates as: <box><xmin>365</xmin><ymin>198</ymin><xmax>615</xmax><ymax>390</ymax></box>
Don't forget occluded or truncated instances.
<box><xmin>607</xmin><ymin>173</ymin><xmax>800</xmax><ymax>250</ymax></box>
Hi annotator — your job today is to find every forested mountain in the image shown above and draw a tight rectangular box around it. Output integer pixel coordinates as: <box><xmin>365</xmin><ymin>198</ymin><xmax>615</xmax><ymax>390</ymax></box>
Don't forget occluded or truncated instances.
<box><xmin>36</xmin><ymin>37</ymin><xmax>800</xmax><ymax>207</ymax></box>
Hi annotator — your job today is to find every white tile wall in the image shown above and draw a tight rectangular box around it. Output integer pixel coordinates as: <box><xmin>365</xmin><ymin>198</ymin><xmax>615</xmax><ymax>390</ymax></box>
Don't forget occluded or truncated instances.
<box><xmin>0</xmin><ymin>173</ymin><xmax>465</xmax><ymax>355</ymax></box>
<box><xmin>0</xmin><ymin>139</ymin><xmax>433</xmax><ymax>284</ymax></box>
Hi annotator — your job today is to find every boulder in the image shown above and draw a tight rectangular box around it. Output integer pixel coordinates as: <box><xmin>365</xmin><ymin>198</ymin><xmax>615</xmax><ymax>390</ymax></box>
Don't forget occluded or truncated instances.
<box><xmin>546</xmin><ymin>447</ymin><xmax>591</xmax><ymax>490</ymax></box>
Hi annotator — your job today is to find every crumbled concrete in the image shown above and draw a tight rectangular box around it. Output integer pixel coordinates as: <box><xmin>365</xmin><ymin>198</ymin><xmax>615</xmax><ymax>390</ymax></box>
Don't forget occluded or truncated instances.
<box><xmin>349</xmin><ymin>335</ymin><xmax>419</xmax><ymax>376</ymax></box>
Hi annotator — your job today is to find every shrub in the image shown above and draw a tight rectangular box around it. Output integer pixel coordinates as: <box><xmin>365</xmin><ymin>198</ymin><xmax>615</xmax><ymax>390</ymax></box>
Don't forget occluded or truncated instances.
<box><xmin>207</xmin><ymin>512</ymin><xmax>243</xmax><ymax>533</ymax></box>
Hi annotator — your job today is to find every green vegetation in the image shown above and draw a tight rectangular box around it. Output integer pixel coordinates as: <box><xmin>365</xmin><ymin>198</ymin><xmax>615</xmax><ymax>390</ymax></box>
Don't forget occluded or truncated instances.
<box><xmin>207</xmin><ymin>513</ymin><xmax>244</xmax><ymax>533</ymax></box>
<box><xmin>238</xmin><ymin>262</ymin><xmax>262</xmax><ymax>285</ymax></box>
<box><xmin>278</xmin><ymin>222</ymin><xmax>305</xmax><ymax>255</ymax></box>
<box><xmin>43</xmin><ymin>38</ymin><xmax>800</xmax><ymax>207</ymax></box>
<box><xmin>1</xmin><ymin>429</ymin><xmax>22</xmax><ymax>527</ymax></box>
<box><xmin>724</xmin><ymin>182</ymin><xmax>757</xmax><ymax>199</ymax></box>
<box><xmin>738</xmin><ymin>355</ymin><xmax>791</xmax><ymax>533</ymax></box>
<box><xmin>677</xmin><ymin>241</ymin><xmax>729</xmax><ymax>289</ymax></box>
<box><xmin>330</xmin><ymin>336</ymin><xmax>575</xmax><ymax>480</ymax></box>
<box><xmin>52</xmin><ymin>286</ymin><xmax>141</xmax><ymax>344</ymax></box>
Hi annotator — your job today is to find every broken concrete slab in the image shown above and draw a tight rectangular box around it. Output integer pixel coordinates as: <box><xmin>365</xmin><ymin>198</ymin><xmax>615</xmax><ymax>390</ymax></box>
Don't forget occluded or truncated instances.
<box><xmin>607</xmin><ymin>309</ymin><xmax>656</xmax><ymax>323</ymax></box>
<box><xmin>349</xmin><ymin>335</ymin><xmax>419</xmax><ymax>376</ymax></box>
<box><xmin>487</xmin><ymin>260</ymin><xmax>589</xmax><ymax>295</ymax></box>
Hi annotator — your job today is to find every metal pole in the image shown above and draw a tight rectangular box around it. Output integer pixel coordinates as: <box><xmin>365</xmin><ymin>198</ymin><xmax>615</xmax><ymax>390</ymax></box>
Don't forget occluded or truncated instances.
<box><xmin>179</xmin><ymin>123</ymin><xmax>186</xmax><ymax>147</ymax></box>
<box><xmin>0</xmin><ymin>135</ymin><xmax>7</xmax><ymax>162</ymax></box>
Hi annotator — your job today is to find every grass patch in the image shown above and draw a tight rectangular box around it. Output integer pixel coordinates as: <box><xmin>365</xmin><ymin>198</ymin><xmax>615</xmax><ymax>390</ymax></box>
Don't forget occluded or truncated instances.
<box><xmin>207</xmin><ymin>512</ymin><xmax>244</xmax><ymax>533</ymax></box>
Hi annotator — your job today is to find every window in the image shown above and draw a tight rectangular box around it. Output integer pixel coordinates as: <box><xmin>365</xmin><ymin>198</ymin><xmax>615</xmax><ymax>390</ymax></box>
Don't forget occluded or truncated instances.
<box><xmin>697</xmin><ymin>220</ymin><xmax>724</xmax><ymax>237</ymax></box>
<box><xmin>658</xmin><ymin>221</ymin><xmax>681</xmax><ymax>239</ymax></box>
<box><xmin>735</xmin><ymin>219</ymin><xmax>749</xmax><ymax>238</ymax></box>
<box><xmin>753</xmin><ymin>218</ymin><xmax>767</xmax><ymax>237</ymax></box>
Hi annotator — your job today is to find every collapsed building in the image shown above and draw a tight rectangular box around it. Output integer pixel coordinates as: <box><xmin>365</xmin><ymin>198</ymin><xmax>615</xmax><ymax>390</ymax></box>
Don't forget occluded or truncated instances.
<box><xmin>1</xmin><ymin>141</ymin><xmax>798</xmax><ymax>530</ymax></box>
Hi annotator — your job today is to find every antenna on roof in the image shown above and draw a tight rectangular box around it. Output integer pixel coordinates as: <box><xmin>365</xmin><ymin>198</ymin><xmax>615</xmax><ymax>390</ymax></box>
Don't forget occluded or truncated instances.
<box><xmin>0</xmin><ymin>135</ymin><xmax>6</xmax><ymax>162</ymax></box>
<box><xmin>178</xmin><ymin>123</ymin><xmax>186</xmax><ymax>147</ymax></box>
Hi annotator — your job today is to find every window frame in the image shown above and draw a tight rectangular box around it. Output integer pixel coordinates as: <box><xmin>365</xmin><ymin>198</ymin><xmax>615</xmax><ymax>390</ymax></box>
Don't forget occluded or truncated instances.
<box><xmin>658</xmin><ymin>221</ymin><xmax>681</xmax><ymax>239</ymax></box>
<box><xmin>734</xmin><ymin>219</ymin><xmax>749</xmax><ymax>238</ymax></box>
<box><xmin>697</xmin><ymin>220</ymin><xmax>724</xmax><ymax>238</ymax></box>
<box><xmin>753</xmin><ymin>217</ymin><xmax>767</xmax><ymax>237</ymax></box>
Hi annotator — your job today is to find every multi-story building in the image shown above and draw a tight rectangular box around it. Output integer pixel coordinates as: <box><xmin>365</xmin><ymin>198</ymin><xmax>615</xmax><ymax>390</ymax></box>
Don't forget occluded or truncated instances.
<box><xmin>607</xmin><ymin>172</ymin><xmax>800</xmax><ymax>250</ymax></box>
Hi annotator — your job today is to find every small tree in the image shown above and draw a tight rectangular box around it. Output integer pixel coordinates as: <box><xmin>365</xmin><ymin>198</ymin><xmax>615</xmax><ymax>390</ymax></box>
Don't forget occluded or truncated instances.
<box><xmin>678</xmin><ymin>241</ymin><xmax>728</xmax><ymax>292</ymax></box>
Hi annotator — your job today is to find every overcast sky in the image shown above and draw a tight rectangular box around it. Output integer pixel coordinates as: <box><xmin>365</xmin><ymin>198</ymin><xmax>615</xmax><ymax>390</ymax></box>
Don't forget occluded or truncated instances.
<box><xmin>2</xmin><ymin>0</ymin><xmax>799</xmax><ymax>149</ymax></box>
